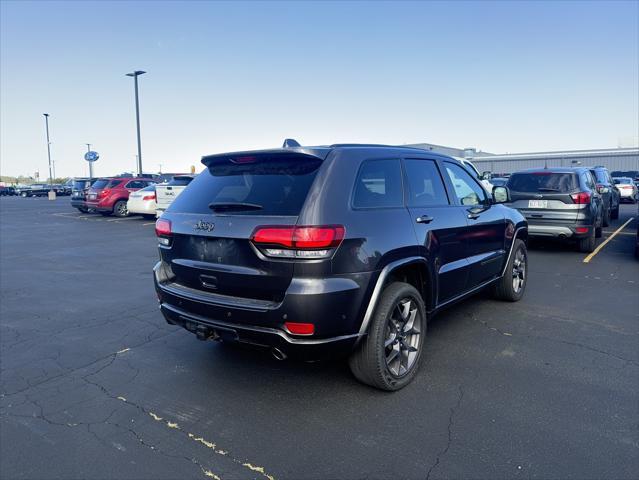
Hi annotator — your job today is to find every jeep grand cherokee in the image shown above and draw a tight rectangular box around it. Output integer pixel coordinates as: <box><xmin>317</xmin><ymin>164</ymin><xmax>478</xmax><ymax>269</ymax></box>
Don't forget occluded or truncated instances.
<box><xmin>154</xmin><ymin>142</ymin><xmax>528</xmax><ymax>390</ymax></box>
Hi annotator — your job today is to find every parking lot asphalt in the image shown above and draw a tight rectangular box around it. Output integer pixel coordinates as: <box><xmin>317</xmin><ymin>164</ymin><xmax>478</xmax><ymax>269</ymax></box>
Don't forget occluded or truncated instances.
<box><xmin>1</xmin><ymin>197</ymin><xmax>638</xmax><ymax>480</ymax></box>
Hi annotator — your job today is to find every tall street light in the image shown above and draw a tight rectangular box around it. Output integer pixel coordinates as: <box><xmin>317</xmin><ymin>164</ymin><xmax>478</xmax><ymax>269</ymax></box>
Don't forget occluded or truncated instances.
<box><xmin>125</xmin><ymin>70</ymin><xmax>146</xmax><ymax>176</ymax></box>
<box><xmin>43</xmin><ymin>113</ymin><xmax>54</xmax><ymax>197</ymax></box>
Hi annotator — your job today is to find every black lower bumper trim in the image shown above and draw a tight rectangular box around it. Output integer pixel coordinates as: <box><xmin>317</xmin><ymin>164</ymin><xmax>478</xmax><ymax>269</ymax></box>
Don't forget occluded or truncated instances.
<box><xmin>160</xmin><ymin>303</ymin><xmax>360</xmax><ymax>361</ymax></box>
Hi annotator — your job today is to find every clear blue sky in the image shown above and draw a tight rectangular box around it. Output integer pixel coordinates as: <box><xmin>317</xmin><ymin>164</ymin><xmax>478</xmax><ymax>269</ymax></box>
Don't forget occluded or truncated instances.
<box><xmin>1</xmin><ymin>0</ymin><xmax>637</xmax><ymax>178</ymax></box>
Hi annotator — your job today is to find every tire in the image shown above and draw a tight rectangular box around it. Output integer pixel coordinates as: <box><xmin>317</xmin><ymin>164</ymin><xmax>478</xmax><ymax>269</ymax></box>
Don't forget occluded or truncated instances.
<box><xmin>492</xmin><ymin>239</ymin><xmax>527</xmax><ymax>302</ymax></box>
<box><xmin>349</xmin><ymin>282</ymin><xmax>426</xmax><ymax>391</ymax></box>
<box><xmin>113</xmin><ymin>200</ymin><xmax>129</xmax><ymax>218</ymax></box>
<box><xmin>602</xmin><ymin>207</ymin><xmax>610</xmax><ymax>227</ymax></box>
<box><xmin>20</xmin><ymin>192</ymin><xmax>27</xmax><ymax>198</ymax></box>
<box><xmin>578</xmin><ymin>228</ymin><xmax>596</xmax><ymax>253</ymax></box>
<box><xmin>611</xmin><ymin>205</ymin><xmax>619</xmax><ymax>220</ymax></box>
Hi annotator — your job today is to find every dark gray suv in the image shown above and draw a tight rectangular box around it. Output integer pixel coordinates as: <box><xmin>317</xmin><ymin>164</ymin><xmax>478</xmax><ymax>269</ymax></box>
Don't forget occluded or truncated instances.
<box><xmin>505</xmin><ymin>167</ymin><xmax>603</xmax><ymax>252</ymax></box>
<box><xmin>154</xmin><ymin>142</ymin><xmax>528</xmax><ymax>390</ymax></box>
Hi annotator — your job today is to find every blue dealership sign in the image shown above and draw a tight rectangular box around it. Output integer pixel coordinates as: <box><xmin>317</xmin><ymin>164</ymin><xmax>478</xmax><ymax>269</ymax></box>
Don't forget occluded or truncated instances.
<box><xmin>84</xmin><ymin>151</ymin><xmax>99</xmax><ymax>162</ymax></box>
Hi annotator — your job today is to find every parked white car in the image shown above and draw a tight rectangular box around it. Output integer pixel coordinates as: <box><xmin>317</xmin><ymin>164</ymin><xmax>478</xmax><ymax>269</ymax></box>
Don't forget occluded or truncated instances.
<box><xmin>613</xmin><ymin>177</ymin><xmax>638</xmax><ymax>203</ymax></box>
<box><xmin>156</xmin><ymin>175</ymin><xmax>195</xmax><ymax>217</ymax></box>
<box><xmin>127</xmin><ymin>185</ymin><xmax>157</xmax><ymax>218</ymax></box>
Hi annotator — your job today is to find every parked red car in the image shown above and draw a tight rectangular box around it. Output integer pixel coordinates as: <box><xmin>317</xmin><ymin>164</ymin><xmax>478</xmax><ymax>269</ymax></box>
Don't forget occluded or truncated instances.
<box><xmin>86</xmin><ymin>177</ymin><xmax>157</xmax><ymax>217</ymax></box>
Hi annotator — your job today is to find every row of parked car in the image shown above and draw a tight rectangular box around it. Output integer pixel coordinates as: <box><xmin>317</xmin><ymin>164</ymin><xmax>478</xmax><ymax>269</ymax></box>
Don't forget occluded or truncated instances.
<box><xmin>69</xmin><ymin>174</ymin><xmax>194</xmax><ymax>218</ymax></box>
<box><xmin>1</xmin><ymin>182</ymin><xmax>73</xmax><ymax>197</ymax></box>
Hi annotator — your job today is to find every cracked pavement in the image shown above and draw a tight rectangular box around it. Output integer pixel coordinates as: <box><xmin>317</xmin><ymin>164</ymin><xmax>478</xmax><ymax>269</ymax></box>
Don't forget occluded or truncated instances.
<box><xmin>1</xmin><ymin>197</ymin><xmax>638</xmax><ymax>479</ymax></box>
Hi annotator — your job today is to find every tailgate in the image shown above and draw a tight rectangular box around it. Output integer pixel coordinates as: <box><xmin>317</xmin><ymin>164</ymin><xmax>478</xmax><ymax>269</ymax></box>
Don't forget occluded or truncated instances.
<box><xmin>156</xmin><ymin>185</ymin><xmax>186</xmax><ymax>210</ymax></box>
<box><xmin>158</xmin><ymin>150</ymin><xmax>325</xmax><ymax>303</ymax></box>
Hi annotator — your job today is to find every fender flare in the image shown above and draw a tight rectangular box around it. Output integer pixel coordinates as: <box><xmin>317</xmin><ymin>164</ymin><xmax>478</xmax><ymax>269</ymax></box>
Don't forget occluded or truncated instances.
<box><xmin>500</xmin><ymin>226</ymin><xmax>527</xmax><ymax>277</ymax></box>
<box><xmin>356</xmin><ymin>256</ymin><xmax>429</xmax><ymax>339</ymax></box>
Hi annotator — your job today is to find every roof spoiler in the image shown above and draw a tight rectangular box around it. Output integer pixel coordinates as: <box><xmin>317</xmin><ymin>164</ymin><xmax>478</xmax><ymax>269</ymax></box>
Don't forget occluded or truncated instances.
<box><xmin>282</xmin><ymin>138</ymin><xmax>301</xmax><ymax>148</ymax></box>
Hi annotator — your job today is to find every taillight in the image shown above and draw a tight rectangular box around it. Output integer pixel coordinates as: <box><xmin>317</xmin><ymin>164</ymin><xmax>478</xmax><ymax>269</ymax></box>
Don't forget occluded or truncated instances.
<box><xmin>571</xmin><ymin>192</ymin><xmax>591</xmax><ymax>204</ymax></box>
<box><xmin>284</xmin><ymin>322</ymin><xmax>315</xmax><ymax>335</ymax></box>
<box><xmin>251</xmin><ymin>225</ymin><xmax>345</xmax><ymax>259</ymax></box>
<box><xmin>98</xmin><ymin>189</ymin><xmax>110</xmax><ymax>198</ymax></box>
<box><xmin>155</xmin><ymin>218</ymin><xmax>172</xmax><ymax>246</ymax></box>
<box><xmin>143</xmin><ymin>193</ymin><xmax>156</xmax><ymax>201</ymax></box>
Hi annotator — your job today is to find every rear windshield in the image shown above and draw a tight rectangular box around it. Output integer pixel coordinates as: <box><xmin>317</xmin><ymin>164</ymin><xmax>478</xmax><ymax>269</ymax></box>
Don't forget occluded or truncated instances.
<box><xmin>591</xmin><ymin>170</ymin><xmax>608</xmax><ymax>183</ymax></box>
<box><xmin>169</xmin><ymin>154</ymin><xmax>322</xmax><ymax>215</ymax></box>
<box><xmin>91</xmin><ymin>179</ymin><xmax>110</xmax><ymax>189</ymax></box>
<box><xmin>167</xmin><ymin>176</ymin><xmax>193</xmax><ymax>186</ymax></box>
<box><xmin>507</xmin><ymin>172</ymin><xmax>578</xmax><ymax>193</ymax></box>
<box><xmin>614</xmin><ymin>177</ymin><xmax>633</xmax><ymax>184</ymax></box>
<box><xmin>73</xmin><ymin>180</ymin><xmax>89</xmax><ymax>189</ymax></box>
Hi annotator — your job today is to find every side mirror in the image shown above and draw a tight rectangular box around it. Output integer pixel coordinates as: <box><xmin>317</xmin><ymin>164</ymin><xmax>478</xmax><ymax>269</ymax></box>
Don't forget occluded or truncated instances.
<box><xmin>492</xmin><ymin>186</ymin><xmax>510</xmax><ymax>204</ymax></box>
<box><xmin>481</xmin><ymin>171</ymin><xmax>492</xmax><ymax>181</ymax></box>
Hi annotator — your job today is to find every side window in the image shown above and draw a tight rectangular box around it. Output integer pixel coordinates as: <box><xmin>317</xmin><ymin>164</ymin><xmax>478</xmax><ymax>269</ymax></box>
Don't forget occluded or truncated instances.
<box><xmin>404</xmin><ymin>159</ymin><xmax>449</xmax><ymax>207</ymax></box>
<box><xmin>443</xmin><ymin>162</ymin><xmax>487</xmax><ymax>206</ymax></box>
<box><xmin>353</xmin><ymin>159</ymin><xmax>403</xmax><ymax>208</ymax></box>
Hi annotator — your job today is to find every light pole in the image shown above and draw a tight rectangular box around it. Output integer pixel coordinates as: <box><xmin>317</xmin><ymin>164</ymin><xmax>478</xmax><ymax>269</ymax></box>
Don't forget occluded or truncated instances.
<box><xmin>43</xmin><ymin>113</ymin><xmax>55</xmax><ymax>198</ymax></box>
<box><xmin>86</xmin><ymin>143</ymin><xmax>93</xmax><ymax>179</ymax></box>
<box><xmin>125</xmin><ymin>70</ymin><xmax>146</xmax><ymax>176</ymax></box>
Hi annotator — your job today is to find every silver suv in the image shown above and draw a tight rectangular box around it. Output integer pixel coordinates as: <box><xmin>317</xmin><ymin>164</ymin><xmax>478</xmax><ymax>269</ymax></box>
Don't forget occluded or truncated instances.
<box><xmin>505</xmin><ymin>167</ymin><xmax>603</xmax><ymax>252</ymax></box>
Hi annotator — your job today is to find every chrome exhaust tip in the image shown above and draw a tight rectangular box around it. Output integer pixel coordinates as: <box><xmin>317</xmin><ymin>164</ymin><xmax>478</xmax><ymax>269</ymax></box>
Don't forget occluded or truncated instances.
<box><xmin>271</xmin><ymin>347</ymin><xmax>287</xmax><ymax>361</ymax></box>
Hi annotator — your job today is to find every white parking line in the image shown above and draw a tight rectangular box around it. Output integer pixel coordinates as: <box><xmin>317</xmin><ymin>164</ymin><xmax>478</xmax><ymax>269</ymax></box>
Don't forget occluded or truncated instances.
<box><xmin>106</xmin><ymin>216</ymin><xmax>140</xmax><ymax>222</ymax></box>
<box><xmin>583</xmin><ymin>217</ymin><xmax>634</xmax><ymax>263</ymax></box>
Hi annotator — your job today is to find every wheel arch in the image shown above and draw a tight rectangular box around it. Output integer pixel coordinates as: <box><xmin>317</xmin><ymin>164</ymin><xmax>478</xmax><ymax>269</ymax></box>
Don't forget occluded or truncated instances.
<box><xmin>357</xmin><ymin>257</ymin><xmax>434</xmax><ymax>339</ymax></box>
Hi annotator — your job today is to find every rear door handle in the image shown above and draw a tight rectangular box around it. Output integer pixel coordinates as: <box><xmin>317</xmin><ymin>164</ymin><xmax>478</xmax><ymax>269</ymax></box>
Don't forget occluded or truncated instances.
<box><xmin>416</xmin><ymin>215</ymin><xmax>434</xmax><ymax>224</ymax></box>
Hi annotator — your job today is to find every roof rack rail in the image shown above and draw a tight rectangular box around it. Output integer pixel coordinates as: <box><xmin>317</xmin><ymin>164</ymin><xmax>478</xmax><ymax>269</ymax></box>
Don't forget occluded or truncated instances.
<box><xmin>282</xmin><ymin>138</ymin><xmax>301</xmax><ymax>148</ymax></box>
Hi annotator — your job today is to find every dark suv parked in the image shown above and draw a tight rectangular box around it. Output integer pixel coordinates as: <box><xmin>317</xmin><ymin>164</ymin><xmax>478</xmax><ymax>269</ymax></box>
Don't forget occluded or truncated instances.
<box><xmin>70</xmin><ymin>178</ymin><xmax>98</xmax><ymax>213</ymax></box>
<box><xmin>589</xmin><ymin>166</ymin><xmax>620</xmax><ymax>224</ymax></box>
<box><xmin>505</xmin><ymin>168</ymin><xmax>603</xmax><ymax>252</ymax></box>
<box><xmin>153</xmin><ymin>143</ymin><xmax>528</xmax><ymax>390</ymax></box>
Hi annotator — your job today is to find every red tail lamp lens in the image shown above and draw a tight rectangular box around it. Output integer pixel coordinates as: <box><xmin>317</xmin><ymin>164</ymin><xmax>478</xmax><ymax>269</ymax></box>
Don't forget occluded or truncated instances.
<box><xmin>143</xmin><ymin>193</ymin><xmax>156</xmax><ymax>201</ymax></box>
<box><xmin>571</xmin><ymin>192</ymin><xmax>591</xmax><ymax>204</ymax></box>
<box><xmin>575</xmin><ymin>227</ymin><xmax>589</xmax><ymax>234</ymax></box>
<box><xmin>251</xmin><ymin>225</ymin><xmax>345</xmax><ymax>249</ymax></box>
<box><xmin>155</xmin><ymin>218</ymin><xmax>172</xmax><ymax>236</ymax></box>
<box><xmin>285</xmin><ymin>322</ymin><xmax>315</xmax><ymax>335</ymax></box>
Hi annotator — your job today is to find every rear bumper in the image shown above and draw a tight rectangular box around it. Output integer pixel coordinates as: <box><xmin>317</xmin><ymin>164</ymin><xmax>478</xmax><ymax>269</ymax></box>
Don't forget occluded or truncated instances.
<box><xmin>528</xmin><ymin>224</ymin><xmax>593</xmax><ymax>238</ymax></box>
<box><xmin>153</xmin><ymin>262</ymin><xmax>371</xmax><ymax>360</ymax></box>
<box><xmin>159</xmin><ymin>302</ymin><xmax>359</xmax><ymax>360</ymax></box>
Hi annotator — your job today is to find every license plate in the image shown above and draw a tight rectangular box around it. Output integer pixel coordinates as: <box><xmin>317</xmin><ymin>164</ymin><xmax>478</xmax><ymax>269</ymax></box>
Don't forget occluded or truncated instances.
<box><xmin>528</xmin><ymin>200</ymin><xmax>548</xmax><ymax>208</ymax></box>
<box><xmin>89</xmin><ymin>194</ymin><xmax>96</xmax><ymax>200</ymax></box>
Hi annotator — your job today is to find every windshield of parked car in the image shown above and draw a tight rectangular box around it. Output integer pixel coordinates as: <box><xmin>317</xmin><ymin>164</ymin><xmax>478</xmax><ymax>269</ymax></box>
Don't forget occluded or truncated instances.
<box><xmin>91</xmin><ymin>179</ymin><xmax>110</xmax><ymax>189</ymax></box>
<box><xmin>507</xmin><ymin>172</ymin><xmax>578</xmax><ymax>192</ymax></box>
<box><xmin>613</xmin><ymin>177</ymin><xmax>633</xmax><ymax>184</ymax></box>
<box><xmin>170</xmin><ymin>154</ymin><xmax>322</xmax><ymax>215</ymax></box>
<box><xmin>592</xmin><ymin>170</ymin><xmax>609</xmax><ymax>183</ymax></box>
<box><xmin>167</xmin><ymin>176</ymin><xmax>193</xmax><ymax>186</ymax></box>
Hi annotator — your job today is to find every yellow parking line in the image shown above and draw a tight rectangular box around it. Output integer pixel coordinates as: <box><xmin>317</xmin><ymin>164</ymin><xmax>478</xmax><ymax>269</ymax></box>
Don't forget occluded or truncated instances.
<box><xmin>583</xmin><ymin>217</ymin><xmax>634</xmax><ymax>263</ymax></box>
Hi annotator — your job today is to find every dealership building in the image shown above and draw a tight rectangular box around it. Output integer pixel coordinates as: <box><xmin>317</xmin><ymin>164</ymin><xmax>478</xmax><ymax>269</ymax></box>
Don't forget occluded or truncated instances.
<box><xmin>406</xmin><ymin>143</ymin><xmax>639</xmax><ymax>175</ymax></box>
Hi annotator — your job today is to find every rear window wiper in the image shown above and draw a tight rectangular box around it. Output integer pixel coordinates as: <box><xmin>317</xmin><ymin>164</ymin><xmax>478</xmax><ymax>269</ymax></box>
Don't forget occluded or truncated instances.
<box><xmin>208</xmin><ymin>202</ymin><xmax>263</xmax><ymax>212</ymax></box>
<box><xmin>537</xmin><ymin>187</ymin><xmax>561</xmax><ymax>192</ymax></box>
